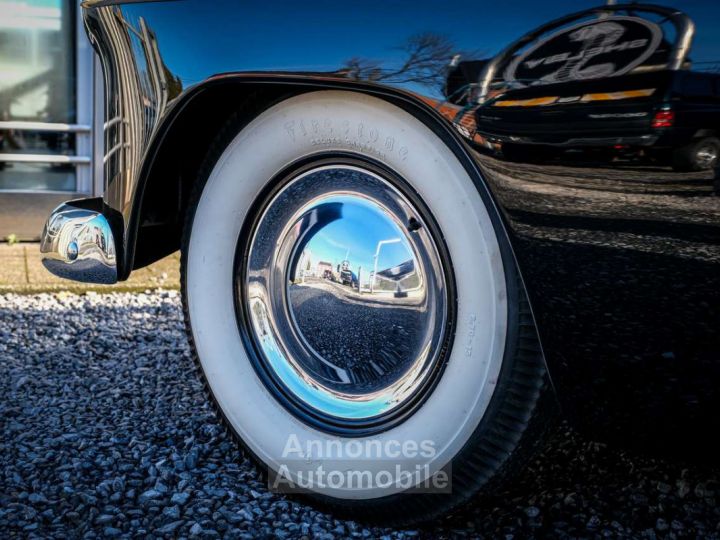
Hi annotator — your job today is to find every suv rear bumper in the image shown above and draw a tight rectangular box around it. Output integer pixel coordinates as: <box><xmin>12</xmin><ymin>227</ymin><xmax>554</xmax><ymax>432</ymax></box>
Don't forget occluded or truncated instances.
<box><xmin>478</xmin><ymin>131</ymin><xmax>660</xmax><ymax>148</ymax></box>
<box><xmin>40</xmin><ymin>198</ymin><xmax>118</xmax><ymax>284</ymax></box>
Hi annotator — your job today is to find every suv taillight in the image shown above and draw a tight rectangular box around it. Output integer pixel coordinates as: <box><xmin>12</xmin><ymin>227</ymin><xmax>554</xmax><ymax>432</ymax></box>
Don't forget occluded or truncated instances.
<box><xmin>652</xmin><ymin>110</ymin><xmax>674</xmax><ymax>128</ymax></box>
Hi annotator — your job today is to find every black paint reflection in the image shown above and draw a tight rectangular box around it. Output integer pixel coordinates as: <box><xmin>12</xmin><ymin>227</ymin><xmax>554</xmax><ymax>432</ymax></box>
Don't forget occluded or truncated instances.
<box><xmin>442</xmin><ymin>3</ymin><xmax>720</xmax><ymax>452</ymax></box>
<box><xmin>82</xmin><ymin>0</ymin><xmax>720</xmax><ymax>451</ymax></box>
<box><xmin>475</xmin><ymin>69</ymin><xmax>720</xmax><ymax>173</ymax></box>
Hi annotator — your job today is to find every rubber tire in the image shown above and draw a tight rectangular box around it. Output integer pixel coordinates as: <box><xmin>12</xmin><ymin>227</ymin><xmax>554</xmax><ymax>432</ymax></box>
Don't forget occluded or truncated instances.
<box><xmin>672</xmin><ymin>137</ymin><xmax>720</xmax><ymax>172</ymax></box>
<box><xmin>181</xmin><ymin>91</ymin><xmax>555</xmax><ymax>526</ymax></box>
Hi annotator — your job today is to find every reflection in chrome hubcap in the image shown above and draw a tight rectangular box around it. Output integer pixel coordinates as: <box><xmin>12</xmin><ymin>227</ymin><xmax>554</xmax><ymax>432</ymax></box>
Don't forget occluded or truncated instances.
<box><xmin>241</xmin><ymin>163</ymin><xmax>451</xmax><ymax>427</ymax></box>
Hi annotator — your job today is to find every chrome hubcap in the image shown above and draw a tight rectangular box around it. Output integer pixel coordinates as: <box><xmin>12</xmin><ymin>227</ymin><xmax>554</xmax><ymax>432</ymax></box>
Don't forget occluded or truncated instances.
<box><xmin>240</xmin><ymin>161</ymin><xmax>452</xmax><ymax>429</ymax></box>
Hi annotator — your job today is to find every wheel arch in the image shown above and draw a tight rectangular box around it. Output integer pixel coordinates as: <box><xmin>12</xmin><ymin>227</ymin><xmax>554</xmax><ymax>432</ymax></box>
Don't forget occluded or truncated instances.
<box><xmin>128</xmin><ymin>76</ymin><xmax>503</xmax><ymax>274</ymax></box>
<box><xmin>128</xmin><ymin>79</ymin><xmax>289</xmax><ymax>272</ymax></box>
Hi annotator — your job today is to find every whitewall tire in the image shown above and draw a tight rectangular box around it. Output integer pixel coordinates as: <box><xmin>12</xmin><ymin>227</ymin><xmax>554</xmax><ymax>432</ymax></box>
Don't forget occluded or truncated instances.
<box><xmin>181</xmin><ymin>90</ymin><xmax>553</xmax><ymax>524</ymax></box>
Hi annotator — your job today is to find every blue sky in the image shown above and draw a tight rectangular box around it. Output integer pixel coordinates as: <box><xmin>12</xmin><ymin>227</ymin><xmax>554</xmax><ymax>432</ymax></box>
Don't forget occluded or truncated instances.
<box><xmin>303</xmin><ymin>197</ymin><xmax>412</xmax><ymax>276</ymax></box>
<box><xmin>125</xmin><ymin>0</ymin><xmax>720</xmax><ymax>87</ymax></box>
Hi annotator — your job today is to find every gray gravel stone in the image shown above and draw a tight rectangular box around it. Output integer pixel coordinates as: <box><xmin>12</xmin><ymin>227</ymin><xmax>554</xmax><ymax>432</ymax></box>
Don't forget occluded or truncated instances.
<box><xmin>171</xmin><ymin>492</ymin><xmax>191</xmax><ymax>506</ymax></box>
<box><xmin>1</xmin><ymin>291</ymin><xmax>719</xmax><ymax>538</ymax></box>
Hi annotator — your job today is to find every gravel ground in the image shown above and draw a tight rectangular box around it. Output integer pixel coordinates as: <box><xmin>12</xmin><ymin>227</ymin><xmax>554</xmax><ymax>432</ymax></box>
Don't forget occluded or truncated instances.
<box><xmin>288</xmin><ymin>281</ymin><xmax>424</xmax><ymax>392</ymax></box>
<box><xmin>1</xmin><ymin>291</ymin><xmax>719</xmax><ymax>539</ymax></box>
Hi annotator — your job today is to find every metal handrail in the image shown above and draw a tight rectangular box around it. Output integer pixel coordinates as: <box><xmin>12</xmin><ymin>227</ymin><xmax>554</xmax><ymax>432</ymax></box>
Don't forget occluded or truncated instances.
<box><xmin>0</xmin><ymin>153</ymin><xmax>91</xmax><ymax>164</ymax></box>
<box><xmin>0</xmin><ymin>121</ymin><xmax>92</xmax><ymax>133</ymax></box>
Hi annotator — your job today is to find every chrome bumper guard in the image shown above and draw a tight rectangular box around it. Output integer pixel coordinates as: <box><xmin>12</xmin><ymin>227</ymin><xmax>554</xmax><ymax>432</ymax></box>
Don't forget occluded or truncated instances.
<box><xmin>40</xmin><ymin>199</ymin><xmax>118</xmax><ymax>284</ymax></box>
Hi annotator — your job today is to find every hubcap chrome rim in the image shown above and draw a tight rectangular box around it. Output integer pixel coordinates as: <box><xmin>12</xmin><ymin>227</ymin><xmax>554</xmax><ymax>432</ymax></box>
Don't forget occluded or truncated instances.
<box><xmin>239</xmin><ymin>160</ymin><xmax>452</xmax><ymax>430</ymax></box>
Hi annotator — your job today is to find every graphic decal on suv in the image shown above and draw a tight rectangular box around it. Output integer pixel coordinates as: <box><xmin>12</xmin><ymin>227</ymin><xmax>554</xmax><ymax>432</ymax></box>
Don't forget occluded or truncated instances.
<box><xmin>504</xmin><ymin>16</ymin><xmax>662</xmax><ymax>87</ymax></box>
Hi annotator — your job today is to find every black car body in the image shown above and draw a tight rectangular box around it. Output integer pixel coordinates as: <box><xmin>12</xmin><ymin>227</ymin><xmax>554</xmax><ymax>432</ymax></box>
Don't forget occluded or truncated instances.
<box><xmin>44</xmin><ymin>0</ymin><xmax>719</xmax><ymax>447</ymax></box>
<box><xmin>38</xmin><ymin>0</ymin><xmax>720</xmax><ymax>523</ymax></box>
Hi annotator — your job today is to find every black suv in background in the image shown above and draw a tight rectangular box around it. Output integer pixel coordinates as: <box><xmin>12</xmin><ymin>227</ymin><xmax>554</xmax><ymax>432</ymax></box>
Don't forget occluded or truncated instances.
<box><xmin>476</xmin><ymin>69</ymin><xmax>720</xmax><ymax>171</ymax></box>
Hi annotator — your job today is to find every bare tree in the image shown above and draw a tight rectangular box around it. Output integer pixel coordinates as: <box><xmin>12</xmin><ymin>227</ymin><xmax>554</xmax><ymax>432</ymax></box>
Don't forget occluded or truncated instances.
<box><xmin>343</xmin><ymin>33</ymin><xmax>458</xmax><ymax>91</ymax></box>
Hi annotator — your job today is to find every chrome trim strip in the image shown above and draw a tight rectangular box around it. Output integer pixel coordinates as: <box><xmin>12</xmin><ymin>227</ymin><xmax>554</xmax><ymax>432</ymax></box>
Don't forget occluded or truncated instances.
<box><xmin>40</xmin><ymin>202</ymin><xmax>118</xmax><ymax>284</ymax></box>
